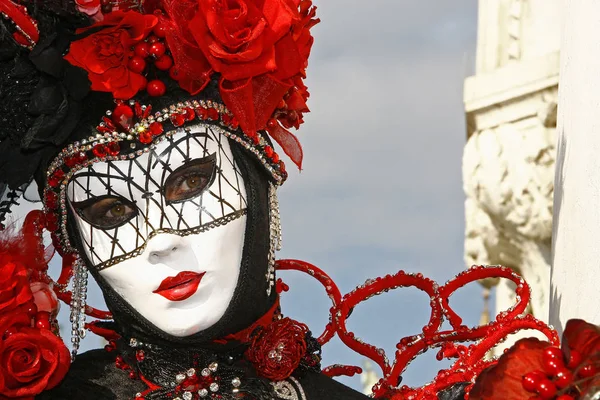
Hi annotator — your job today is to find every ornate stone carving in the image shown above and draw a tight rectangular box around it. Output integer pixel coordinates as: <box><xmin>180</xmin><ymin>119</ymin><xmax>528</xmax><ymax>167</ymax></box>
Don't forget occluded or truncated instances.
<box><xmin>465</xmin><ymin>2</ymin><xmax>562</xmax><ymax>337</ymax></box>
<box><xmin>463</xmin><ymin>104</ymin><xmax>556</xmax><ymax>320</ymax></box>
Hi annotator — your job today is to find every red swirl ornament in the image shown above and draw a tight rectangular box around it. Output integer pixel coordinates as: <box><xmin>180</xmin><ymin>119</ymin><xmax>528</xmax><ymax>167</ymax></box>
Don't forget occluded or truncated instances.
<box><xmin>0</xmin><ymin>0</ymin><xmax>39</xmax><ymax>48</ymax></box>
<box><xmin>275</xmin><ymin>260</ymin><xmax>560</xmax><ymax>399</ymax></box>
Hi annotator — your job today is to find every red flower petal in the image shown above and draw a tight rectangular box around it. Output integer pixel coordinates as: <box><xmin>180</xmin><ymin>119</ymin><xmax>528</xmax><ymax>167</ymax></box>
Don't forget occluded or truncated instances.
<box><xmin>470</xmin><ymin>338</ymin><xmax>552</xmax><ymax>400</ymax></box>
<box><xmin>0</xmin><ymin>328</ymin><xmax>70</xmax><ymax>397</ymax></box>
<box><xmin>65</xmin><ymin>11</ymin><xmax>157</xmax><ymax>100</ymax></box>
<box><xmin>563</xmin><ymin>319</ymin><xmax>600</xmax><ymax>359</ymax></box>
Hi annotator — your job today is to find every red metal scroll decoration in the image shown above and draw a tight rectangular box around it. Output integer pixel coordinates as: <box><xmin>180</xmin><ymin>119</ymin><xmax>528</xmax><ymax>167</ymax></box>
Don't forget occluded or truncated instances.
<box><xmin>275</xmin><ymin>259</ymin><xmax>560</xmax><ymax>399</ymax></box>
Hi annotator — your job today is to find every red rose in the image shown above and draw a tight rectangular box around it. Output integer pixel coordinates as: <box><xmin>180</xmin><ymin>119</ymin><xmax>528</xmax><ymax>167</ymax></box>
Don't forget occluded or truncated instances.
<box><xmin>189</xmin><ymin>0</ymin><xmax>300</xmax><ymax>81</ymax></box>
<box><xmin>0</xmin><ymin>328</ymin><xmax>70</xmax><ymax>398</ymax></box>
<box><xmin>246</xmin><ymin>317</ymin><xmax>308</xmax><ymax>381</ymax></box>
<box><xmin>161</xmin><ymin>2</ymin><xmax>213</xmax><ymax>95</ymax></box>
<box><xmin>0</xmin><ymin>256</ymin><xmax>33</xmax><ymax>314</ymax></box>
<box><xmin>65</xmin><ymin>11</ymin><xmax>158</xmax><ymax>99</ymax></box>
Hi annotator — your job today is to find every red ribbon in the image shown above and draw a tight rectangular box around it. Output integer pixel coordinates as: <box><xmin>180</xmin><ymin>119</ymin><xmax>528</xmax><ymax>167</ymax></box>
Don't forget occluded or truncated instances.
<box><xmin>215</xmin><ymin>297</ymin><xmax>281</xmax><ymax>345</ymax></box>
<box><xmin>220</xmin><ymin>74</ymin><xmax>304</xmax><ymax>169</ymax></box>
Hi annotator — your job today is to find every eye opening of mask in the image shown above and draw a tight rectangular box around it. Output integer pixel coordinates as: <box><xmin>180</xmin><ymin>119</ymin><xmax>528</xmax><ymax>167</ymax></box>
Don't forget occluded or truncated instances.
<box><xmin>71</xmin><ymin>194</ymin><xmax>139</xmax><ymax>230</ymax></box>
<box><xmin>163</xmin><ymin>153</ymin><xmax>217</xmax><ymax>205</ymax></box>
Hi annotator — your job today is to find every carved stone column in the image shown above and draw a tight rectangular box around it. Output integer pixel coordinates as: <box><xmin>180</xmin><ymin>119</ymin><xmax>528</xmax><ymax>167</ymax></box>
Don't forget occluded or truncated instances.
<box><xmin>463</xmin><ymin>0</ymin><xmax>562</xmax><ymax>342</ymax></box>
<box><xmin>551</xmin><ymin>0</ymin><xmax>600</xmax><ymax>333</ymax></box>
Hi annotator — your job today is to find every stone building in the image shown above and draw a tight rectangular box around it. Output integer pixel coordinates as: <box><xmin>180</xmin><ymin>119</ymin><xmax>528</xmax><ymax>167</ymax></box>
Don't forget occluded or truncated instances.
<box><xmin>462</xmin><ymin>0</ymin><xmax>562</xmax><ymax>337</ymax></box>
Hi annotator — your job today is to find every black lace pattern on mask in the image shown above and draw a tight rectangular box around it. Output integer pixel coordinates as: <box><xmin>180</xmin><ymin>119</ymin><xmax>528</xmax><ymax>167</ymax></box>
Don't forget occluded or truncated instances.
<box><xmin>67</xmin><ymin>126</ymin><xmax>247</xmax><ymax>270</ymax></box>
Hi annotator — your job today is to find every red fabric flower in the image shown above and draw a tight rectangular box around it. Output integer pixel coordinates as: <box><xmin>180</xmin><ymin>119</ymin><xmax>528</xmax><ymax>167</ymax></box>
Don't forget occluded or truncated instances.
<box><xmin>562</xmin><ymin>319</ymin><xmax>600</xmax><ymax>359</ymax></box>
<box><xmin>0</xmin><ymin>255</ymin><xmax>33</xmax><ymax>315</ymax></box>
<box><xmin>0</xmin><ymin>327</ymin><xmax>70</xmax><ymax>399</ymax></box>
<box><xmin>162</xmin><ymin>0</ymin><xmax>213</xmax><ymax>95</ymax></box>
<box><xmin>470</xmin><ymin>338</ymin><xmax>551</xmax><ymax>399</ymax></box>
<box><xmin>470</xmin><ymin>319</ymin><xmax>600</xmax><ymax>399</ymax></box>
<box><xmin>246</xmin><ymin>317</ymin><xmax>308</xmax><ymax>381</ymax></box>
<box><xmin>65</xmin><ymin>11</ymin><xmax>158</xmax><ymax>99</ymax></box>
<box><xmin>276</xmin><ymin>76</ymin><xmax>309</xmax><ymax>130</ymax></box>
<box><xmin>188</xmin><ymin>0</ymin><xmax>299</xmax><ymax>81</ymax></box>
<box><xmin>213</xmin><ymin>0</ymin><xmax>318</xmax><ymax>168</ymax></box>
<box><xmin>74</xmin><ymin>0</ymin><xmax>102</xmax><ymax>21</ymax></box>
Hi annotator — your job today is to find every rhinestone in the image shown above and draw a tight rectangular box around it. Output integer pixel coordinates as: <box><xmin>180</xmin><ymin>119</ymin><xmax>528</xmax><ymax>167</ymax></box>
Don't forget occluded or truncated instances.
<box><xmin>186</xmin><ymin>368</ymin><xmax>195</xmax><ymax>377</ymax></box>
<box><xmin>209</xmin><ymin>383</ymin><xmax>219</xmax><ymax>392</ymax></box>
<box><xmin>209</xmin><ymin>362</ymin><xmax>218</xmax><ymax>372</ymax></box>
<box><xmin>182</xmin><ymin>392</ymin><xmax>192</xmax><ymax>400</ymax></box>
<box><xmin>175</xmin><ymin>373</ymin><xmax>186</xmax><ymax>383</ymax></box>
<box><xmin>201</xmin><ymin>368</ymin><xmax>210</xmax><ymax>377</ymax></box>
<box><xmin>198</xmin><ymin>388</ymin><xmax>208</xmax><ymax>397</ymax></box>
<box><xmin>232</xmin><ymin>377</ymin><xmax>241</xmax><ymax>388</ymax></box>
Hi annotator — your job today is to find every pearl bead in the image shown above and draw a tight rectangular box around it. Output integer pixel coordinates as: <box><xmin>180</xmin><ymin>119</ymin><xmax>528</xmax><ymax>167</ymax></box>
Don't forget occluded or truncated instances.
<box><xmin>128</xmin><ymin>56</ymin><xmax>146</xmax><ymax>74</ymax></box>
<box><xmin>153</xmin><ymin>21</ymin><xmax>168</xmax><ymax>38</ymax></box>
<box><xmin>567</xmin><ymin>350</ymin><xmax>583</xmax><ymax>368</ymax></box>
<box><xmin>536</xmin><ymin>379</ymin><xmax>557</xmax><ymax>399</ymax></box>
<box><xmin>35</xmin><ymin>311</ymin><xmax>51</xmax><ymax>330</ymax></box>
<box><xmin>555</xmin><ymin>369</ymin><xmax>574</xmax><ymax>389</ymax></box>
<box><xmin>154</xmin><ymin>55</ymin><xmax>173</xmax><ymax>71</ymax></box>
<box><xmin>579</xmin><ymin>363</ymin><xmax>598</xmax><ymax>378</ymax></box>
<box><xmin>543</xmin><ymin>358</ymin><xmax>563</xmax><ymax>375</ymax></box>
<box><xmin>134</xmin><ymin>42</ymin><xmax>150</xmax><ymax>58</ymax></box>
<box><xmin>149</xmin><ymin>42</ymin><xmax>166</xmax><ymax>58</ymax></box>
<box><xmin>523</xmin><ymin>371</ymin><xmax>546</xmax><ymax>392</ymax></box>
<box><xmin>543</xmin><ymin>347</ymin><xmax>563</xmax><ymax>362</ymax></box>
<box><xmin>146</xmin><ymin>80</ymin><xmax>166</xmax><ymax>97</ymax></box>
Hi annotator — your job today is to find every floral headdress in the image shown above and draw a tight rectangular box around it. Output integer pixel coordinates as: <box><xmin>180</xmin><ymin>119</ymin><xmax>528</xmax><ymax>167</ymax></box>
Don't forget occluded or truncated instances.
<box><xmin>0</xmin><ymin>0</ymin><xmax>319</xmax><ymax>229</ymax></box>
<box><xmin>64</xmin><ymin>0</ymin><xmax>318</xmax><ymax>170</ymax></box>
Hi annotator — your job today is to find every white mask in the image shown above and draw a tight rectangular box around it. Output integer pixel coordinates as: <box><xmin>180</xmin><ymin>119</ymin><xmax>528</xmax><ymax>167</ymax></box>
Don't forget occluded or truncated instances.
<box><xmin>67</xmin><ymin>124</ymin><xmax>247</xmax><ymax>337</ymax></box>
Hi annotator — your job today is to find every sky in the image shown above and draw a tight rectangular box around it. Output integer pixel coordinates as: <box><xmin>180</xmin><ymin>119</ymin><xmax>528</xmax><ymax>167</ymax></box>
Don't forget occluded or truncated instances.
<box><xmin>45</xmin><ymin>0</ymin><xmax>483</xmax><ymax>394</ymax></box>
<box><xmin>274</xmin><ymin>0</ymin><xmax>481</xmax><ymax>391</ymax></box>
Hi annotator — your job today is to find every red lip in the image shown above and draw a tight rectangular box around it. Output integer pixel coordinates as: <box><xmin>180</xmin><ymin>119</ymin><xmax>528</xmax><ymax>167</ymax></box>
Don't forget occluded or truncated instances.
<box><xmin>153</xmin><ymin>271</ymin><xmax>205</xmax><ymax>302</ymax></box>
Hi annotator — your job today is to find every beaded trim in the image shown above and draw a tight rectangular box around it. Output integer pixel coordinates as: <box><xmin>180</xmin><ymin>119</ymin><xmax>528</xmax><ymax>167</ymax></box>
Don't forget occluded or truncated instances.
<box><xmin>92</xmin><ymin>210</ymin><xmax>247</xmax><ymax>271</ymax></box>
<box><xmin>69</xmin><ymin>256</ymin><xmax>88</xmax><ymax>358</ymax></box>
<box><xmin>43</xmin><ymin>100</ymin><xmax>286</xmax><ymax>256</ymax></box>
<box><xmin>266</xmin><ymin>182</ymin><xmax>282</xmax><ymax>295</ymax></box>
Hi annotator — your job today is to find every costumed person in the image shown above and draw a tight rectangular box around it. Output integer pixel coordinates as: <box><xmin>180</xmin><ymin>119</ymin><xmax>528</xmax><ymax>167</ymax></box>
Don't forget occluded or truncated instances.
<box><xmin>0</xmin><ymin>1</ymin><xmax>599</xmax><ymax>400</ymax></box>
<box><xmin>0</xmin><ymin>0</ymin><xmax>369</xmax><ymax>398</ymax></box>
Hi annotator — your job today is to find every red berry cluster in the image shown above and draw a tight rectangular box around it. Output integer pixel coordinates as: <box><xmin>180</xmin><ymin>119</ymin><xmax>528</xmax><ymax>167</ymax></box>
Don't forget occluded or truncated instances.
<box><xmin>127</xmin><ymin>16</ymin><xmax>173</xmax><ymax>98</ymax></box>
<box><xmin>522</xmin><ymin>347</ymin><xmax>597</xmax><ymax>399</ymax></box>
